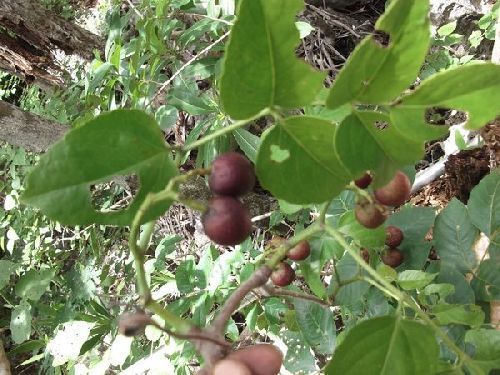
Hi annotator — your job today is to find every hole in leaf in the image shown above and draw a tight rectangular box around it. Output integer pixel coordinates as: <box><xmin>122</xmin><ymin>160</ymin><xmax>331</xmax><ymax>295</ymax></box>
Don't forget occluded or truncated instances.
<box><xmin>373</xmin><ymin>120</ymin><xmax>389</xmax><ymax>130</ymax></box>
<box><xmin>90</xmin><ymin>174</ymin><xmax>139</xmax><ymax>213</ymax></box>
<box><xmin>270</xmin><ymin>145</ymin><xmax>290</xmax><ymax>163</ymax></box>
<box><xmin>373</xmin><ymin>30</ymin><xmax>391</xmax><ymax>48</ymax></box>
<box><xmin>425</xmin><ymin>107</ymin><xmax>467</xmax><ymax>126</ymax></box>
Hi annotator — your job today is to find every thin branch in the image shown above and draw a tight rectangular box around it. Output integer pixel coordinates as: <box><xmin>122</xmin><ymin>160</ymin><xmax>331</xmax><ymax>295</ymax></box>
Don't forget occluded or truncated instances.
<box><xmin>262</xmin><ymin>284</ymin><xmax>331</xmax><ymax>307</ymax></box>
<box><xmin>151</xmin><ymin>31</ymin><xmax>230</xmax><ymax>105</ymax></box>
<box><xmin>211</xmin><ymin>266</ymin><xmax>273</xmax><ymax>334</ymax></box>
<box><xmin>183</xmin><ymin>108</ymin><xmax>271</xmax><ymax>152</ymax></box>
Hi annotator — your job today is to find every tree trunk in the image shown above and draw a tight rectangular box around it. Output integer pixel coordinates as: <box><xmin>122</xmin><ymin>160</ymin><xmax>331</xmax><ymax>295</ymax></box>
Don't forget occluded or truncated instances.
<box><xmin>0</xmin><ymin>0</ymin><xmax>104</xmax><ymax>88</ymax></box>
<box><xmin>0</xmin><ymin>100</ymin><xmax>68</xmax><ymax>153</ymax></box>
<box><xmin>0</xmin><ymin>337</ymin><xmax>11</xmax><ymax>375</ymax></box>
<box><xmin>0</xmin><ymin>0</ymin><xmax>103</xmax><ymax>59</ymax></box>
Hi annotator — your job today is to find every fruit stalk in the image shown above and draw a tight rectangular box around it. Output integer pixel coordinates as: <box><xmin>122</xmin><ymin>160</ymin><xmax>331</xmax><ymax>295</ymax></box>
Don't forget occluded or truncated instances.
<box><xmin>183</xmin><ymin>108</ymin><xmax>270</xmax><ymax>152</ymax></box>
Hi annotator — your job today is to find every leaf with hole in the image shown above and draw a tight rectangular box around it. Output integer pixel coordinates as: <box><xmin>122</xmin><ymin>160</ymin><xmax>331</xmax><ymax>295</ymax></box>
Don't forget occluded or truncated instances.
<box><xmin>256</xmin><ymin>116</ymin><xmax>350</xmax><ymax>204</ymax></box>
<box><xmin>392</xmin><ymin>64</ymin><xmax>500</xmax><ymax>130</ymax></box>
<box><xmin>327</xmin><ymin>0</ymin><xmax>430</xmax><ymax>108</ymax></box>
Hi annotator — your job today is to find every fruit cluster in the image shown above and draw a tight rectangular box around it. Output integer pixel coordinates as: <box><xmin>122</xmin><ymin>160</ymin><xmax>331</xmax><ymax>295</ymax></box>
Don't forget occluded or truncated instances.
<box><xmin>354</xmin><ymin>171</ymin><xmax>411</xmax><ymax>229</ymax></box>
<box><xmin>354</xmin><ymin>171</ymin><xmax>409</xmax><ymax>268</ymax></box>
<box><xmin>202</xmin><ymin>152</ymin><xmax>255</xmax><ymax>246</ymax></box>
<box><xmin>270</xmin><ymin>240</ymin><xmax>310</xmax><ymax>287</ymax></box>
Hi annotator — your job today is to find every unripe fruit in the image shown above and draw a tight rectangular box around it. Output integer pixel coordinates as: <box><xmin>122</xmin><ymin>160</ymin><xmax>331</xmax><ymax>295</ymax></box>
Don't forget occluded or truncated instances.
<box><xmin>202</xmin><ymin>196</ymin><xmax>252</xmax><ymax>246</ymax></box>
<box><xmin>374</xmin><ymin>171</ymin><xmax>411</xmax><ymax>207</ymax></box>
<box><xmin>287</xmin><ymin>240</ymin><xmax>311</xmax><ymax>261</ymax></box>
<box><xmin>271</xmin><ymin>262</ymin><xmax>295</xmax><ymax>287</ymax></box>
<box><xmin>381</xmin><ymin>248</ymin><xmax>404</xmax><ymax>268</ymax></box>
<box><xmin>208</xmin><ymin>152</ymin><xmax>255</xmax><ymax>196</ymax></box>
<box><xmin>354</xmin><ymin>172</ymin><xmax>373</xmax><ymax>189</ymax></box>
<box><xmin>385</xmin><ymin>226</ymin><xmax>404</xmax><ymax>248</ymax></box>
<box><xmin>354</xmin><ymin>201</ymin><xmax>387</xmax><ymax>229</ymax></box>
<box><xmin>361</xmin><ymin>248</ymin><xmax>370</xmax><ymax>263</ymax></box>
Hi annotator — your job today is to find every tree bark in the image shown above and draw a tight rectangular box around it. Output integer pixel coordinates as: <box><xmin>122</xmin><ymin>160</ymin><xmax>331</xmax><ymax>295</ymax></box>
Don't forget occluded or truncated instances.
<box><xmin>0</xmin><ymin>100</ymin><xmax>68</xmax><ymax>153</ymax></box>
<box><xmin>0</xmin><ymin>0</ymin><xmax>103</xmax><ymax>60</ymax></box>
<box><xmin>0</xmin><ymin>0</ymin><xmax>104</xmax><ymax>88</ymax></box>
<box><xmin>0</xmin><ymin>337</ymin><xmax>11</xmax><ymax>375</ymax></box>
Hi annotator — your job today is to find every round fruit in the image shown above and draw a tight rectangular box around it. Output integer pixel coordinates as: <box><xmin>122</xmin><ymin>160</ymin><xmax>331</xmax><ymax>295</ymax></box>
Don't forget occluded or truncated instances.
<box><xmin>374</xmin><ymin>171</ymin><xmax>411</xmax><ymax>207</ymax></box>
<box><xmin>354</xmin><ymin>200</ymin><xmax>387</xmax><ymax>229</ymax></box>
<box><xmin>361</xmin><ymin>248</ymin><xmax>370</xmax><ymax>263</ymax></box>
<box><xmin>271</xmin><ymin>262</ymin><xmax>295</xmax><ymax>287</ymax></box>
<box><xmin>208</xmin><ymin>152</ymin><xmax>255</xmax><ymax>196</ymax></box>
<box><xmin>385</xmin><ymin>226</ymin><xmax>404</xmax><ymax>248</ymax></box>
<box><xmin>381</xmin><ymin>248</ymin><xmax>404</xmax><ymax>268</ymax></box>
<box><xmin>202</xmin><ymin>196</ymin><xmax>252</xmax><ymax>246</ymax></box>
<box><xmin>287</xmin><ymin>240</ymin><xmax>311</xmax><ymax>261</ymax></box>
<box><xmin>354</xmin><ymin>172</ymin><xmax>373</xmax><ymax>189</ymax></box>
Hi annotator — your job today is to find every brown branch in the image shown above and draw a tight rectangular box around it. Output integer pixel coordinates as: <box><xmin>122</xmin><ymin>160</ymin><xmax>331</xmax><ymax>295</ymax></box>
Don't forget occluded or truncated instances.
<box><xmin>262</xmin><ymin>284</ymin><xmax>331</xmax><ymax>307</ymax></box>
<box><xmin>211</xmin><ymin>265</ymin><xmax>273</xmax><ymax>334</ymax></box>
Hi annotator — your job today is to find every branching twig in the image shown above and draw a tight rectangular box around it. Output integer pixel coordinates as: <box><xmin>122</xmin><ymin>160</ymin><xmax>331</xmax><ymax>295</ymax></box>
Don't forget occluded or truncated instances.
<box><xmin>151</xmin><ymin>31</ymin><xmax>230</xmax><ymax>105</ymax></box>
<box><xmin>211</xmin><ymin>266</ymin><xmax>273</xmax><ymax>334</ymax></box>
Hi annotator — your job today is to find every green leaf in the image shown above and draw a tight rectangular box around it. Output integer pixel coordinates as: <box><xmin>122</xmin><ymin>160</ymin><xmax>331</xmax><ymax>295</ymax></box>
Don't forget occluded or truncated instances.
<box><xmin>282</xmin><ymin>331</ymin><xmax>317</xmax><ymax>374</ymax></box>
<box><xmin>9</xmin><ymin>340</ymin><xmax>45</xmax><ymax>356</ymax></box>
<box><xmin>334</xmin><ymin>253</ymin><xmax>370</xmax><ymax>306</ymax></box>
<box><xmin>166</xmin><ymin>88</ymin><xmax>215</xmax><ymax>115</ymax></box>
<box><xmin>295</xmin><ymin>21</ymin><xmax>314</xmax><ymax>39</ymax></box>
<box><xmin>155</xmin><ymin>105</ymin><xmax>179</xmax><ymax>130</ymax></box>
<box><xmin>220</xmin><ymin>0</ymin><xmax>325</xmax><ymax>119</ymax></box>
<box><xmin>397</xmin><ymin>270</ymin><xmax>437</xmax><ymax>290</ymax></box>
<box><xmin>10</xmin><ymin>301</ymin><xmax>32</xmax><ymax>344</ymax></box>
<box><xmin>21</xmin><ymin>110</ymin><xmax>177</xmax><ymax>226</ymax></box>
<box><xmin>233</xmin><ymin>128</ymin><xmax>260</xmax><ymax>163</ymax></box>
<box><xmin>434</xmin><ymin>199</ymin><xmax>478</xmax><ymax>274</ymax></box>
<box><xmin>338</xmin><ymin>211</ymin><xmax>386</xmax><ymax>248</ymax></box>
<box><xmin>468</xmin><ymin>171</ymin><xmax>500</xmax><ymax>238</ymax></box>
<box><xmin>393</xmin><ymin>64</ymin><xmax>500</xmax><ymax>130</ymax></box>
<box><xmin>465</xmin><ymin>329</ymin><xmax>500</xmax><ymax>373</ymax></box>
<box><xmin>293</xmin><ymin>299</ymin><xmax>336</xmax><ymax>355</ymax></box>
<box><xmin>256</xmin><ymin>116</ymin><xmax>350</xmax><ymax>204</ymax></box>
<box><xmin>434</xmin><ymin>264</ymin><xmax>475</xmax><ymax>305</ymax></box>
<box><xmin>432</xmin><ymin>304</ymin><xmax>484</xmax><ymax>328</ymax></box>
<box><xmin>175</xmin><ymin>259</ymin><xmax>206</xmax><ymax>294</ymax></box>
<box><xmin>437</xmin><ymin>21</ymin><xmax>457</xmax><ymax>37</ymax></box>
<box><xmin>423</xmin><ymin>283</ymin><xmax>455</xmax><ymax>300</ymax></box>
<box><xmin>325</xmin><ymin>316</ymin><xmax>439</xmax><ymax>375</ymax></box>
<box><xmin>476</xmin><ymin>259</ymin><xmax>500</xmax><ymax>299</ymax></box>
<box><xmin>386</xmin><ymin>206</ymin><xmax>435</xmax><ymax>270</ymax></box>
<box><xmin>15</xmin><ymin>269</ymin><xmax>55</xmax><ymax>302</ymax></box>
<box><xmin>0</xmin><ymin>260</ymin><xmax>17</xmax><ymax>290</ymax></box>
<box><xmin>326</xmin><ymin>0</ymin><xmax>430</xmax><ymax>108</ymax></box>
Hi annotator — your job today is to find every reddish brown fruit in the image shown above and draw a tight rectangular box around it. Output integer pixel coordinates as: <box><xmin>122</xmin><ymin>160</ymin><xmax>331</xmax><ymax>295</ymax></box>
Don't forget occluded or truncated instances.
<box><xmin>287</xmin><ymin>241</ymin><xmax>311</xmax><ymax>261</ymax></box>
<box><xmin>374</xmin><ymin>171</ymin><xmax>411</xmax><ymax>207</ymax></box>
<box><xmin>208</xmin><ymin>152</ymin><xmax>255</xmax><ymax>196</ymax></box>
<box><xmin>381</xmin><ymin>248</ymin><xmax>404</xmax><ymax>268</ymax></box>
<box><xmin>354</xmin><ymin>201</ymin><xmax>387</xmax><ymax>229</ymax></box>
<box><xmin>202</xmin><ymin>196</ymin><xmax>252</xmax><ymax>246</ymax></box>
<box><xmin>361</xmin><ymin>248</ymin><xmax>370</xmax><ymax>263</ymax></box>
<box><xmin>271</xmin><ymin>262</ymin><xmax>295</xmax><ymax>287</ymax></box>
<box><xmin>385</xmin><ymin>226</ymin><xmax>404</xmax><ymax>248</ymax></box>
<box><xmin>354</xmin><ymin>172</ymin><xmax>373</xmax><ymax>189</ymax></box>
